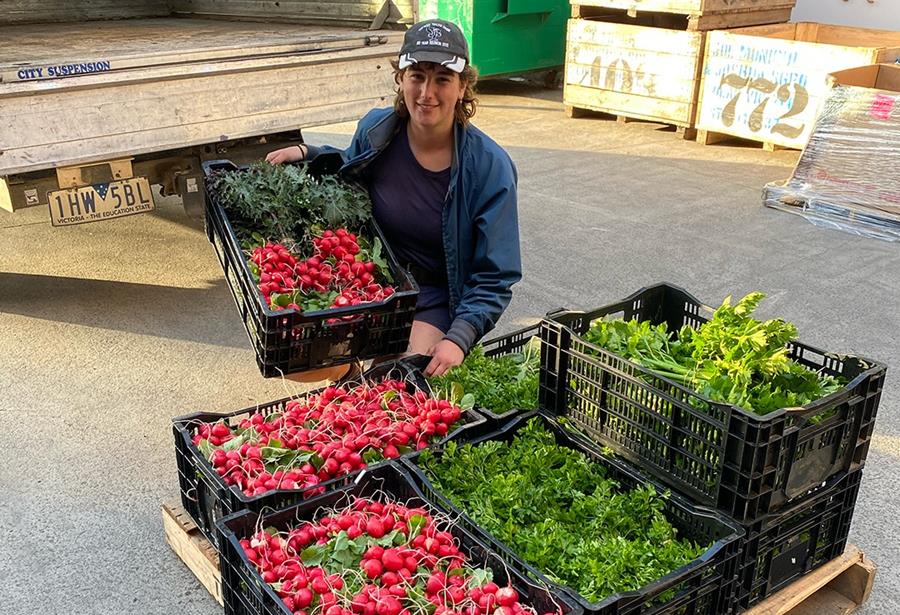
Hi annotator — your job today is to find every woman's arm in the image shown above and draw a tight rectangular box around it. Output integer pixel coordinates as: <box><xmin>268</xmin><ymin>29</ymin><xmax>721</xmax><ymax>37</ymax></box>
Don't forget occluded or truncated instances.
<box><xmin>445</xmin><ymin>153</ymin><xmax>523</xmax><ymax>354</ymax></box>
<box><xmin>265</xmin><ymin>144</ymin><xmax>308</xmax><ymax>164</ymax></box>
<box><xmin>266</xmin><ymin>107</ymin><xmax>380</xmax><ymax>166</ymax></box>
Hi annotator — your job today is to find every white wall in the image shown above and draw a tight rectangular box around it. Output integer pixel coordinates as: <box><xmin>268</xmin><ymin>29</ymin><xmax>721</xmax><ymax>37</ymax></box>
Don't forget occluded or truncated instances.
<box><xmin>792</xmin><ymin>0</ymin><xmax>900</xmax><ymax>30</ymax></box>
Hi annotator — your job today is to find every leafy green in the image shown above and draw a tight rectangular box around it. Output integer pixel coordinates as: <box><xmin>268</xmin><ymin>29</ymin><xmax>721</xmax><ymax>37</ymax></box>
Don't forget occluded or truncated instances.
<box><xmin>357</xmin><ymin>236</ymin><xmax>392</xmax><ymax>283</ymax></box>
<box><xmin>418</xmin><ymin>418</ymin><xmax>705</xmax><ymax>601</ymax></box>
<box><xmin>211</xmin><ymin>162</ymin><xmax>371</xmax><ymax>245</ymax></box>
<box><xmin>271</xmin><ymin>288</ymin><xmax>340</xmax><ymax>313</ymax></box>
<box><xmin>583</xmin><ymin>293</ymin><xmax>845</xmax><ymax>416</ymax></box>
<box><xmin>428</xmin><ymin>337</ymin><xmax>540</xmax><ymax>414</ymax></box>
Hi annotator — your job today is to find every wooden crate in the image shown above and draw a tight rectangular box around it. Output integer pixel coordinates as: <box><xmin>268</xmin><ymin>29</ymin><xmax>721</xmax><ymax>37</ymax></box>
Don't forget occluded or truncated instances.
<box><xmin>563</xmin><ymin>16</ymin><xmax>706</xmax><ymax>135</ymax></box>
<box><xmin>696</xmin><ymin>22</ymin><xmax>900</xmax><ymax>149</ymax></box>
<box><xmin>572</xmin><ymin>0</ymin><xmax>794</xmax><ymax>30</ymax></box>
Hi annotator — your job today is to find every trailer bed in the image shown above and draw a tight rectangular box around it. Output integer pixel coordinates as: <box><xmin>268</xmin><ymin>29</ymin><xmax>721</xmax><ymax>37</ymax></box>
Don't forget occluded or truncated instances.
<box><xmin>0</xmin><ymin>16</ymin><xmax>403</xmax><ymax>176</ymax></box>
<box><xmin>0</xmin><ymin>17</ymin><xmax>397</xmax><ymax>81</ymax></box>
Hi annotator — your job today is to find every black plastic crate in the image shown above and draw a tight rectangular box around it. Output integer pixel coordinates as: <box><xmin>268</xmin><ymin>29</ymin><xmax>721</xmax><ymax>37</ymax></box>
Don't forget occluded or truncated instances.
<box><xmin>737</xmin><ymin>469</ymin><xmax>863</xmax><ymax>610</ymax></box>
<box><xmin>482</xmin><ymin>322</ymin><xmax>540</xmax><ymax>359</ymax></box>
<box><xmin>540</xmin><ymin>283</ymin><xmax>886</xmax><ymax>525</ymax></box>
<box><xmin>203</xmin><ymin>160</ymin><xmax>419</xmax><ymax>377</ymax></box>
<box><xmin>216</xmin><ymin>462</ymin><xmax>583</xmax><ymax>615</ymax></box>
<box><xmin>402</xmin><ymin>410</ymin><xmax>744</xmax><ymax>615</ymax></box>
<box><xmin>174</xmin><ymin>360</ymin><xmax>486</xmax><ymax>550</ymax></box>
<box><xmin>479</xmin><ymin>323</ymin><xmax>541</xmax><ymax>421</ymax></box>
<box><xmin>410</xmin><ymin>323</ymin><xmax>542</xmax><ymax>429</ymax></box>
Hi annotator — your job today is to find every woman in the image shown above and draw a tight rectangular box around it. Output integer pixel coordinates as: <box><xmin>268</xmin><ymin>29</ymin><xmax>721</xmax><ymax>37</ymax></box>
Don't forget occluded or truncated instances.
<box><xmin>267</xmin><ymin>19</ymin><xmax>521</xmax><ymax>377</ymax></box>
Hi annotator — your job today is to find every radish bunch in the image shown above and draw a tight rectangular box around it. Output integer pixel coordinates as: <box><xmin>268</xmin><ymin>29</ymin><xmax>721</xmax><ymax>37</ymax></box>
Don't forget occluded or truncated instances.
<box><xmin>192</xmin><ymin>379</ymin><xmax>464</xmax><ymax>498</ymax></box>
<box><xmin>249</xmin><ymin>228</ymin><xmax>396</xmax><ymax>313</ymax></box>
<box><xmin>239</xmin><ymin>498</ymin><xmax>560</xmax><ymax>615</ymax></box>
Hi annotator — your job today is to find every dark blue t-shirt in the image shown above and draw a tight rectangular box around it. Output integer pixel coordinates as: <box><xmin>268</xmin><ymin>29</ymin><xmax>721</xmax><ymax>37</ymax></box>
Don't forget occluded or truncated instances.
<box><xmin>369</xmin><ymin>125</ymin><xmax>450</xmax><ymax>320</ymax></box>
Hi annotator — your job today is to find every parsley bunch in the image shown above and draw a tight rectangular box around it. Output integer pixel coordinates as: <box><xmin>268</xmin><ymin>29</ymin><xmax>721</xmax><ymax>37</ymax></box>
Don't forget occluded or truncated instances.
<box><xmin>418</xmin><ymin>418</ymin><xmax>705</xmax><ymax>602</ymax></box>
<box><xmin>428</xmin><ymin>338</ymin><xmax>540</xmax><ymax>414</ymax></box>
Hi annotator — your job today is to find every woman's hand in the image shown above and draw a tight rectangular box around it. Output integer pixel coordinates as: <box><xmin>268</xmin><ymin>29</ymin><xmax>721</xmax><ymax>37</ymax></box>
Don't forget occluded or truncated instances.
<box><xmin>265</xmin><ymin>145</ymin><xmax>307</xmax><ymax>165</ymax></box>
<box><xmin>424</xmin><ymin>339</ymin><xmax>465</xmax><ymax>377</ymax></box>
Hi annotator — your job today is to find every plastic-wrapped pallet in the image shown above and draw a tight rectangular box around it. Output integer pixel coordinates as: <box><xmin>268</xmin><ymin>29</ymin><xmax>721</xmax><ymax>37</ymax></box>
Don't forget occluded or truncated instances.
<box><xmin>763</xmin><ymin>63</ymin><xmax>900</xmax><ymax>241</ymax></box>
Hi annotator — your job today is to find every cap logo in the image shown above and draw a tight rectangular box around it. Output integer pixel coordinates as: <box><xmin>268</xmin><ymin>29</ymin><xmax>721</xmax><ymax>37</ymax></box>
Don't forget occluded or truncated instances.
<box><xmin>425</xmin><ymin>24</ymin><xmax>442</xmax><ymax>41</ymax></box>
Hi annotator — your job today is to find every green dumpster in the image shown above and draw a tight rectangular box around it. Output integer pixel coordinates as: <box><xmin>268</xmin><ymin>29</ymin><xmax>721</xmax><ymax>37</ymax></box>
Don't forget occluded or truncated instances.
<box><xmin>418</xmin><ymin>0</ymin><xmax>569</xmax><ymax>78</ymax></box>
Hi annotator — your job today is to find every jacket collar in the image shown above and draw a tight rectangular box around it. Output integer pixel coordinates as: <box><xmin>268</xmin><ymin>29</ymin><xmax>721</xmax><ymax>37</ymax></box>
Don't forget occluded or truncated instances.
<box><xmin>365</xmin><ymin>110</ymin><xmax>467</xmax><ymax>194</ymax></box>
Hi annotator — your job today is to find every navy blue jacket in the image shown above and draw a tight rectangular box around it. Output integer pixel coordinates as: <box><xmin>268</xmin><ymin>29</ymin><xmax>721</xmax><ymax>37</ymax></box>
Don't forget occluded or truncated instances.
<box><xmin>307</xmin><ymin>108</ymin><xmax>521</xmax><ymax>351</ymax></box>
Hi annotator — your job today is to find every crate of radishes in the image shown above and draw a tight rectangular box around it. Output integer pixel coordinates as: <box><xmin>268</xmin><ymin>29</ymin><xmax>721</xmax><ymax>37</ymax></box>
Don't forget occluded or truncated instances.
<box><xmin>216</xmin><ymin>462</ymin><xmax>581</xmax><ymax>615</ymax></box>
<box><xmin>402</xmin><ymin>411</ymin><xmax>744</xmax><ymax>615</ymax></box>
<box><xmin>173</xmin><ymin>361</ymin><xmax>485</xmax><ymax>550</ymax></box>
<box><xmin>539</xmin><ymin>283</ymin><xmax>886</xmax><ymax>525</ymax></box>
<box><xmin>202</xmin><ymin>159</ymin><xmax>418</xmax><ymax>377</ymax></box>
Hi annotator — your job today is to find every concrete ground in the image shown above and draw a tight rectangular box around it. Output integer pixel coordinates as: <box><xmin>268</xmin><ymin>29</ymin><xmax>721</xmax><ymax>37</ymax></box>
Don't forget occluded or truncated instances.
<box><xmin>1</xmin><ymin>81</ymin><xmax>897</xmax><ymax>614</ymax></box>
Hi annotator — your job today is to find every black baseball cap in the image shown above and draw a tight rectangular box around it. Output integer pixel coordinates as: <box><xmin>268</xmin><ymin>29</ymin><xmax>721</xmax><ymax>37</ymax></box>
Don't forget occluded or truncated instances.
<box><xmin>398</xmin><ymin>20</ymin><xmax>469</xmax><ymax>73</ymax></box>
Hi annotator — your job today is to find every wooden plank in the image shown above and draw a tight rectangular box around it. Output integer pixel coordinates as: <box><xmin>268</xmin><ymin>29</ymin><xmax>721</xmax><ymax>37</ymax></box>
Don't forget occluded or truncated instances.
<box><xmin>162</xmin><ymin>503</ymin><xmax>223</xmax><ymax>606</ymax></box>
<box><xmin>564</xmin><ymin>104</ymin><xmax>591</xmax><ymax>118</ymax></box>
<box><xmin>745</xmin><ymin>545</ymin><xmax>875</xmax><ymax>615</ymax></box>
<box><xmin>170</xmin><ymin>0</ymin><xmax>414</xmax><ymax>26</ymax></box>
<box><xmin>0</xmin><ymin>1</ymin><xmax>167</xmax><ymax>24</ymax></box>
<box><xmin>566</xmin><ymin>84</ymin><xmax>694</xmax><ymax>126</ymax></box>
<box><xmin>567</xmin><ymin>18</ymin><xmax>703</xmax><ymax>55</ymax></box>
<box><xmin>679</xmin><ymin>126</ymin><xmax>697</xmax><ymax>140</ymax></box>
<box><xmin>696</xmin><ymin>128</ymin><xmax>731</xmax><ymax>144</ymax></box>
<box><xmin>0</xmin><ymin>18</ymin><xmax>399</xmax><ymax>83</ymax></box>
<box><xmin>571</xmin><ymin>0</ymin><xmax>795</xmax><ymax>16</ymax></box>
<box><xmin>698</xmin><ymin>0</ymin><xmax>795</xmax><ymax>11</ymax></box>
<box><xmin>696</xmin><ymin>129</ymin><xmax>799</xmax><ymax>149</ymax></box>
<box><xmin>2</xmin><ymin>51</ymin><xmax>394</xmax><ymax>131</ymax></box>
<box><xmin>0</xmin><ymin>47</ymin><xmax>399</xmax><ymax>175</ymax></box>
<box><xmin>829</xmin><ymin>63</ymin><xmax>900</xmax><ymax>92</ymax></box>
<box><xmin>0</xmin><ymin>29</ymin><xmax>402</xmax><ymax>96</ymax></box>
<box><xmin>566</xmin><ymin>60</ymin><xmax>701</xmax><ymax>104</ymax></box>
<box><xmin>688</xmin><ymin>8</ymin><xmax>793</xmax><ymax>31</ymax></box>
<box><xmin>695</xmin><ymin>25</ymin><xmax>900</xmax><ymax>149</ymax></box>
<box><xmin>726</xmin><ymin>21</ymin><xmax>798</xmax><ymax>38</ymax></box>
<box><xmin>815</xmin><ymin>23</ymin><xmax>900</xmax><ymax>48</ymax></box>
<box><xmin>563</xmin><ymin>19</ymin><xmax>703</xmax><ymax>126</ymax></box>
<box><xmin>570</xmin><ymin>4</ymin><xmax>793</xmax><ymax>30</ymax></box>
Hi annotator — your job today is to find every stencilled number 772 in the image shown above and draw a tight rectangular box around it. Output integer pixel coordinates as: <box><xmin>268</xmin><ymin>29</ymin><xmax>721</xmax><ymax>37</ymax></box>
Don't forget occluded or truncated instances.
<box><xmin>719</xmin><ymin>72</ymin><xmax>809</xmax><ymax>139</ymax></box>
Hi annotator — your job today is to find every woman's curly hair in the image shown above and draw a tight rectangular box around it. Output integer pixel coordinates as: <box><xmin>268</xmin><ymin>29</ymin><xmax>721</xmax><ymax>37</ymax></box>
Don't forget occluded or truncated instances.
<box><xmin>390</xmin><ymin>59</ymin><xmax>479</xmax><ymax>125</ymax></box>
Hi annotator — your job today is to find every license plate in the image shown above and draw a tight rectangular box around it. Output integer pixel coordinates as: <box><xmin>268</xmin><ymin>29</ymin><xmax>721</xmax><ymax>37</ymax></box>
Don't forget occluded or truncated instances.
<box><xmin>48</xmin><ymin>177</ymin><xmax>154</xmax><ymax>226</ymax></box>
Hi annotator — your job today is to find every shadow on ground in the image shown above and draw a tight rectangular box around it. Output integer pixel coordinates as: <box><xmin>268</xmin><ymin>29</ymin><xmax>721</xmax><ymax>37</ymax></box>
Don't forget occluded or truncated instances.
<box><xmin>0</xmin><ymin>272</ymin><xmax>248</xmax><ymax>349</ymax></box>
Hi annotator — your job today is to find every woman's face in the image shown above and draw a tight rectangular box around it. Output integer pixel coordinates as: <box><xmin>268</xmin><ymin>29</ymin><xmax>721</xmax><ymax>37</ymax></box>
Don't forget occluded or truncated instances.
<box><xmin>401</xmin><ymin>63</ymin><xmax>466</xmax><ymax>132</ymax></box>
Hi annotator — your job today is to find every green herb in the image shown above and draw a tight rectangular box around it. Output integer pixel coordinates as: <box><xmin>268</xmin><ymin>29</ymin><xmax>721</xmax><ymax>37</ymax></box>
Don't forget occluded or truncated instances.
<box><xmin>428</xmin><ymin>338</ymin><xmax>540</xmax><ymax>414</ymax></box>
<box><xmin>212</xmin><ymin>162</ymin><xmax>371</xmax><ymax>245</ymax></box>
<box><xmin>584</xmin><ymin>293</ymin><xmax>844</xmax><ymax>416</ymax></box>
<box><xmin>418</xmin><ymin>418</ymin><xmax>705</xmax><ymax>601</ymax></box>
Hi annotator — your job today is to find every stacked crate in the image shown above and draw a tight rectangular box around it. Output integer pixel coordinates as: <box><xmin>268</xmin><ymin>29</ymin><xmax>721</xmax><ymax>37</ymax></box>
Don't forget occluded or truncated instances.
<box><xmin>696</xmin><ymin>23</ymin><xmax>900</xmax><ymax>150</ymax></box>
<box><xmin>538</xmin><ymin>283</ymin><xmax>886</xmax><ymax>610</ymax></box>
<box><xmin>563</xmin><ymin>0</ymin><xmax>796</xmax><ymax>139</ymax></box>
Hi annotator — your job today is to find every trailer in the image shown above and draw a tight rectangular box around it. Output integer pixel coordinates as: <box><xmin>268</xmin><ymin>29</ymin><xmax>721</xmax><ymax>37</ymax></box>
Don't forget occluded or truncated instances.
<box><xmin>0</xmin><ymin>1</ymin><xmax>413</xmax><ymax>225</ymax></box>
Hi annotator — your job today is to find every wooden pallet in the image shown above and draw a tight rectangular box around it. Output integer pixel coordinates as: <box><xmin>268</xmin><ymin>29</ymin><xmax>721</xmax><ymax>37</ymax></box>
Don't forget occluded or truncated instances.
<box><xmin>162</xmin><ymin>503</ymin><xmax>223</xmax><ymax>606</ymax></box>
<box><xmin>744</xmin><ymin>544</ymin><xmax>875</xmax><ymax>615</ymax></box>
<box><xmin>695</xmin><ymin>129</ymin><xmax>798</xmax><ymax>151</ymax></box>
<box><xmin>162</xmin><ymin>502</ymin><xmax>875</xmax><ymax>615</ymax></box>
<box><xmin>565</xmin><ymin>105</ymin><xmax>698</xmax><ymax>140</ymax></box>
